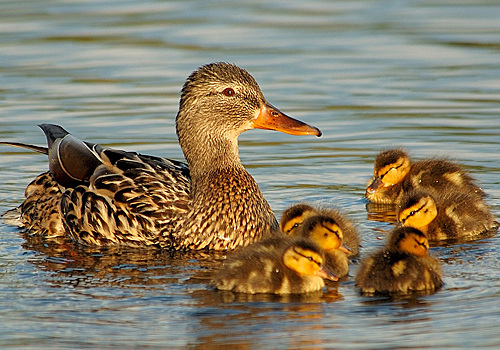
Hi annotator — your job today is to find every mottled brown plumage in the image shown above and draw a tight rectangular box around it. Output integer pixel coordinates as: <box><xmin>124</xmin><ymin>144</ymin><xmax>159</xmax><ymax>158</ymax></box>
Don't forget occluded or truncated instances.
<box><xmin>1</xmin><ymin>62</ymin><xmax>321</xmax><ymax>250</ymax></box>
<box><xmin>365</xmin><ymin>149</ymin><xmax>485</xmax><ymax>204</ymax></box>
<box><xmin>355</xmin><ymin>226</ymin><xmax>443</xmax><ymax>295</ymax></box>
<box><xmin>397</xmin><ymin>188</ymin><xmax>498</xmax><ymax>243</ymax></box>
<box><xmin>212</xmin><ymin>237</ymin><xmax>337</xmax><ymax>294</ymax></box>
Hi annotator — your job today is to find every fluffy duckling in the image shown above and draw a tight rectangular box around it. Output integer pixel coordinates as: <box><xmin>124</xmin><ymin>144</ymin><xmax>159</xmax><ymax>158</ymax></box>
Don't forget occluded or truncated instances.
<box><xmin>365</xmin><ymin>149</ymin><xmax>485</xmax><ymax>204</ymax></box>
<box><xmin>212</xmin><ymin>238</ymin><xmax>338</xmax><ymax>294</ymax></box>
<box><xmin>397</xmin><ymin>189</ymin><xmax>498</xmax><ymax>242</ymax></box>
<box><xmin>355</xmin><ymin>226</ymin><xmax>443</xmax><ymax>295</ymax></box>
<box><xmin>294</xmin><ymin>215</ymin><xmax>353</xmax><ymax>277</ymax></box>
<box><xmin>280</xmin><ymin>204</ymin><xmax>360</xmax><ymax>256</ymax></box>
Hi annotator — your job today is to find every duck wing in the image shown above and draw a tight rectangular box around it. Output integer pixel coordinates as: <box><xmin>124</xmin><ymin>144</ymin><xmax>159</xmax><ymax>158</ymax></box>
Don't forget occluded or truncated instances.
<box><xmin>8</xmin><ymin>124</ymin><xmax>192</xmax><ymax>247</ymax></box>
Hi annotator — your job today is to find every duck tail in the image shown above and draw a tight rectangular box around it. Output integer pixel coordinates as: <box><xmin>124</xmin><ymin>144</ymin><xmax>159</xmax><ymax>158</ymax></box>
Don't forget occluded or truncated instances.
<box><xmin>0</xmin><ymin>141</ymin><xmax>48</xmax><ymax>154</ymax></box>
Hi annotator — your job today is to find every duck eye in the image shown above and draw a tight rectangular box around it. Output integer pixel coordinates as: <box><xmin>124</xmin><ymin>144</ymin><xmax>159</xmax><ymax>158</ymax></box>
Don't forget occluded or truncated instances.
<box><xmin>222</xmin><ymin>87</ymin><xmax>235</xmax><ymax>96</ymax></box>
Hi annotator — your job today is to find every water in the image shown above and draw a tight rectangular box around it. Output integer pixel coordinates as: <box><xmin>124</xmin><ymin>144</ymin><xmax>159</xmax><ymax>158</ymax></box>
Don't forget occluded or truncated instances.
<box><xmin>1</xmin><ymin>0</ymin><xmax>499</xmax><ymax>348</ymax></box>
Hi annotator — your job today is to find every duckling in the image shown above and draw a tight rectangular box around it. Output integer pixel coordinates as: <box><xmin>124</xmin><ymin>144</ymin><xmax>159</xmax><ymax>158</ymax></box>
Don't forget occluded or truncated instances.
<box><xmin>365</xmin><ymin>149</ymin><xmax>485</xmax><ymax>204</ymax></box>
<box><xmin>0</xmin><ymin>62</ymin><xmax>322</xmax><ymax>250</ymax></box>
<box><xmin>213</xmin><ymin>238</ymin><xmax>338</xmax><ymax>294</ymax></box>
<box><xmin>355</xmin><ymin>226</ymin><xmax>443</xmax><ymax>295</ymax></box>
<box><xmin>280</xmin><ymin>203</ymin><xmax>317</xmax><ymax>235</ymax></box>
<box><xmin>294</xmin><ymin>215</ymin><xmax>353</xmax><ymax>277</ymax></box>
<box><xmin>280</xmin><ymin>204</ymin><xmax>360</xmax><ymax>256</ymax></box>
<box><xmin>397</xmin><ymin>189</ymin><xmax>498</xmax><ymax>242</ymax></box>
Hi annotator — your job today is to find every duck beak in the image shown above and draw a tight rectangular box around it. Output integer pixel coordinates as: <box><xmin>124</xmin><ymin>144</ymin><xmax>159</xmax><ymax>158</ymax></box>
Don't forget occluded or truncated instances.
<box><xmin>338</xmin><ymin>243</ymin><xmax>352</xmax><ymax>255</ymax></box>
<box><xmin>366</xmin><ymin>177</ymin><xmax>383</xmax><ymax>193</ymax></box>
<box><xmin>251</xmin><ymin>103</ymin><xmax>322</xmax><ymax>137</ymax></box>
<box><xmin>315</xmin><ymin>265</ymin><xmax>338</xmax><ymax>282</ymax></box>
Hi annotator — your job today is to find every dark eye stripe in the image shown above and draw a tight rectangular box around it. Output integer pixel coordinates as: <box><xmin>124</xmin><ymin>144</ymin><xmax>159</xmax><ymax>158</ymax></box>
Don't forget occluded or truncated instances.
<box><xmin>380</xmin><ymin>161</ymin><xmax>404</xmax><ymax>179</ymax></box>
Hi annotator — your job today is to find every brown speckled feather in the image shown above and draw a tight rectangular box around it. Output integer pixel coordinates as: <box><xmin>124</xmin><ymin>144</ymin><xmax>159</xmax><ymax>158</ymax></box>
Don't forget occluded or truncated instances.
<box><xmin>3</xmin><ymin>63</ymin><xmax>320</xmax><ymax>250</ymax></box>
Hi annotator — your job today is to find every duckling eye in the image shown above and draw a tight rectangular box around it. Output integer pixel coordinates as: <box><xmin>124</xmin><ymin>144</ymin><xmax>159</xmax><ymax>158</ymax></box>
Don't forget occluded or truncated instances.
<box><xmin>222</xmin><ymin>87</ymin><xmax>235</xmax><ymax>96</ymax></box>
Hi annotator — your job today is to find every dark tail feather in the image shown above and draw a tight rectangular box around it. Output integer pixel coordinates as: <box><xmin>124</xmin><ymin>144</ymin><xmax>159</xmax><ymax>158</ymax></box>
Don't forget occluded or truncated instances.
<box><xmin>0</xmin><ymin>141</ymin><xmax>48</xmax><ymax>154</ymax></box>
<box><xmin>38</xmin><ymin>124</ymin><xmax>71</xmax><ymax>148</ymax></box>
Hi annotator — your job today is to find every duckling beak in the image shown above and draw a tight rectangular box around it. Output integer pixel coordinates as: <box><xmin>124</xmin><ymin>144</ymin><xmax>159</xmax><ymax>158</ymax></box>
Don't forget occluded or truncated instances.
<box><xmin>366</xmin><ymin>177</ymin><xmax>383</xmax><ymax>193</ymax></box>
<box><xmin>338</xmin><ymin>243</ymin><xmax>352</xmax><ymax>255</ymax></box>
<box><xmin>315</xmin><ymin>266</ymin><xmax>338</xmax><ymax>282</ymax></box>
<box><xmin>251</xmin><ymin>103</ymin><xmax>322</xmax><ymax>137</ymax></box>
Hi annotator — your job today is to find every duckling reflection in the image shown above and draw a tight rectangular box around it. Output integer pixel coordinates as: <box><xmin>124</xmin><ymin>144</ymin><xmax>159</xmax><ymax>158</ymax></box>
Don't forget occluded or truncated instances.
<box><xmin>280</xmin><ymin>204</ymin><xmax>360</xmax><ymax>256</ymax></box>
<box><xmin>212</xmin><ymin>238</ymin><xmax>337</xmax><ymax>294</ymax></box>
<box><xmin>397</xmin><ymin>189</ymin><xmax>498</xmax><ymax>243</ymax></box>
<box><xmin>366</xmin><ymin>149</ymin><xmax>485</xmax><ymax>204</ymax></box>
<box><xmin>356</xmin><ymin>226</ymin><xmax>443</xmax><ymax>295</ymax></box>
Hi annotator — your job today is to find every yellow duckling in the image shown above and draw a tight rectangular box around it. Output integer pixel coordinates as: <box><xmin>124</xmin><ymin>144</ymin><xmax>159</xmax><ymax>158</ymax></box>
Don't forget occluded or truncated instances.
<box><xmin>212</xmin><ymin>238</ymin><xmax>338</xmax><ymax>294</ymax></box>
<box><xmin>294</xmin><ymin>215</ymin><xmax>353</xmax><ymax>277</ymax></box>
<box><xmin>397</xmin><ymin>189</ymin><xmax>498</xmax><ymax>242</ymax></box>
<box><xmin>280</xmin><ymin>204</ymin><xmax>360</xmax><ymax>256</ymax></box>
<box><xmin>365</xmin><ymin>149</ymin><xmax>485</xmax><ymax>204</ymax></box>
<box><xmin>355</xmin><ymin>226</ymin><xmax>443</xmax><ymax>295</ymax></box>
<box><xmin>0</xmin><ymin>62</ymin><xmax>321</xmax><ymax>250</ymax></box>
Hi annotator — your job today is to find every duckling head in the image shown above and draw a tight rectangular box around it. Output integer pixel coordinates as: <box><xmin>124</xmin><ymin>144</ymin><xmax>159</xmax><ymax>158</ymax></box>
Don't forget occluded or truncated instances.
<box><xmin>397</xmin><ymin>191</ymin><xmax>438</xmax><ymax>232</ymax></box>
<box><xmin>389</xmin><ymin>226</ymin><xmax>430</xmax><ymax>257</ymax></box>
<box><xmin>366</xmin><ymin>149</ymin><xmax>411</xmax><ymax>194</ymax></box>
<box><xmin>298</xmin><ymin>215</ymin><xmax>352</xmax><ymax>255</ymax></box>
<box><xmin>282</xmin><ymin>240</ymin><xmax>338</xmax><ymax>281</ymax></box>
<box><xmin>280</xmin><ymin>204</ymin><xmax>317</xmax><ymax>235</ymax></box>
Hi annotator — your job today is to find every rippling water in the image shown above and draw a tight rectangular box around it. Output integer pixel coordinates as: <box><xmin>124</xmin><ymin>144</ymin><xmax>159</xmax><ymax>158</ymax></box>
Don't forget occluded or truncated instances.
<box><xmin>1</xmin><ymin>0</ymin><xmax>499</xmax><ymax>348</ymax></box>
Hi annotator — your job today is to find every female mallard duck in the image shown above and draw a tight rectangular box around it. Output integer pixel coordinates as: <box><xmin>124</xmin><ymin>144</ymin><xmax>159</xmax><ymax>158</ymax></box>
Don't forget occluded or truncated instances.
<box><xmin>397</xmin><ymin>189</ymin><xmax>498</xmax><ymax>242</ymax></box>
<box><xmin>294</xmin><ymin>214</ymin><xmax>353</xmax><ymax>277</ymax></box>
<box><xmin>365</xmin><ymin>149</ymin><xmax>485</xmax><ymax>204</ymax></box>
<box><xmin>280</xmin><ymin>204</ymin><xmax>360</xmax><ymax>256</ymax></box>
<box><xmin>355</xmin><ymin>226</ymin><xmax>443</xmax><ymax>295</ymax></box>
<box><xmin>1</xmin><ymin>62</ymin><xmax>321</xmax><ymax>250</ymax></box>
<box><xmin>212</xmin><ymin>237</ymin><xmax>338</xmax><ymax>294</ymax></box>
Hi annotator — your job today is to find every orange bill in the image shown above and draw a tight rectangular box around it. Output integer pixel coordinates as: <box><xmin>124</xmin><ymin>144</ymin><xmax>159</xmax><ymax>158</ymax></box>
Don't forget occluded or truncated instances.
<box><xmin>251</xmin><ymin>103</ymin><xmax>322</xmax><ymax>137</ymax></box>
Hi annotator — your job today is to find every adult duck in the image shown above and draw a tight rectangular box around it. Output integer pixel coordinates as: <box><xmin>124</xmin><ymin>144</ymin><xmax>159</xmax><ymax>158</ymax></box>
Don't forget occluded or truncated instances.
<box><xmin>1</xmin><ymin>62</ymin><xmax>321</xmax><ymax>250</ymax></box>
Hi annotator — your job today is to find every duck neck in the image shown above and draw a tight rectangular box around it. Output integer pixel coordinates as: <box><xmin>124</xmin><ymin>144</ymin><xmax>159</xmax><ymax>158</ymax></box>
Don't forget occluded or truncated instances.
<box><xmin>177</xmin><ymin>118</ymin><xmax>244</xmax><ymax>182</ymax></box>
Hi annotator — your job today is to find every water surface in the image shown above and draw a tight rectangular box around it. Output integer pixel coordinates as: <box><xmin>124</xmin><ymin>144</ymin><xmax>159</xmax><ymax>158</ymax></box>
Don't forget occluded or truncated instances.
<box><xmin>1</xmin><ymin>0</ymin><xmax>499</xmax><ymax>348</ymax></box>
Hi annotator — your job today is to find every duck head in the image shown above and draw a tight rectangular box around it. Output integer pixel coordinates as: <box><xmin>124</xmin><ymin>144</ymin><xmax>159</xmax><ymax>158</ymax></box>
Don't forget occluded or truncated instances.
<box><xmin>366</xmin><ymin>149</ymin><xmax>411</xmax><ymax>197</ymax></box>
<box><xmin>176</xmin><ymin>63</ymin><xmax>321</xmax><ymax>176</ymax></box>
<box><xmin>397</xmin><ymin>191</ymin><xmax>438</xmax><ymax>234</ymax></box>
<box><xmin>389</xmin><ymin>226</ymin><xmax>430</xmax><ymax>257</ymax></box>
<box><xmin>298</xmin><ymin>215</ymin><xmax>352</xmax><ymax>254</ymax></box>
<box><xmin>282</xmin><ymin>240</ymin><xmax>338</xmax><ymax>281</ymax></box>
<box><xmin>280</xmin><ymin>204</ymin><xmax>317</xmax><ymax>235</ymax></box>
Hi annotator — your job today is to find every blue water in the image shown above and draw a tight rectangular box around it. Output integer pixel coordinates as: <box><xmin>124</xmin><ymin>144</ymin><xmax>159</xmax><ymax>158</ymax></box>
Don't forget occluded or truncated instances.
<box><xmin>1</xmin><ymin>0</ymin><xmax>499</xmax><ymax>348</ymax></box>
